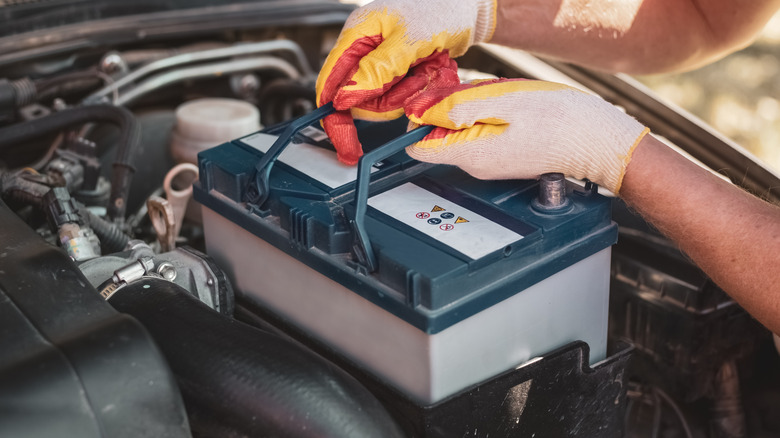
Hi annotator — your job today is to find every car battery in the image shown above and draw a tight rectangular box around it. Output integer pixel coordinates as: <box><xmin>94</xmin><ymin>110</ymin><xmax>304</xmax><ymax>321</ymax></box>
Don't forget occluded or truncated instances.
<box><xmin>193</xmin><ymin>104</ymin><xmax>618</xmax><ymax>404</ymax></box>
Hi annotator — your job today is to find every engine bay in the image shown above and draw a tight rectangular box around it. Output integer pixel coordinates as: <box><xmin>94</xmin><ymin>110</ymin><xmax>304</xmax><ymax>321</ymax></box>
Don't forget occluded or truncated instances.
<box><xmin>1</xmin><ymin>2</ymin><xmax>779</xmax><ymax>437</ymax></box>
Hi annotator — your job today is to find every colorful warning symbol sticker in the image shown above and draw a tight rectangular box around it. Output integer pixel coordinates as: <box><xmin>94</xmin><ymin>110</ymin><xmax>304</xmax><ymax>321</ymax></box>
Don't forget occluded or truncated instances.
<box><xmin>455</xmin><ymin>216</ymin><xmax>469</xmax><ymax>224</ymax></box>
<box><xmin>440</xmin><ymin>224</ymin><xmax>454</xmax><ymax>231</ymax></box>
<box><xmin>416</xmin><ymin>212</ymin><xmax>430</xmax><ymax>220</ymax></box>
<box><xmin>431</xmin><ymin>205</ymin><xmax>445</xmax><ymax>212</ymax></box>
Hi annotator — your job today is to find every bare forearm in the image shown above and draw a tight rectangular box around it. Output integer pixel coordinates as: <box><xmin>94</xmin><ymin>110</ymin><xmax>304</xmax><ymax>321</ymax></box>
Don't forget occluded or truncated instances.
<box><xmin>621</xmin><ymin>136</ymin><xmax>780</xmax><ymax>332</ymax></box>
<box><xmin>490</xmin><ymin>0</ymin><xmax>780</xmax><ymax>74</ymax></box>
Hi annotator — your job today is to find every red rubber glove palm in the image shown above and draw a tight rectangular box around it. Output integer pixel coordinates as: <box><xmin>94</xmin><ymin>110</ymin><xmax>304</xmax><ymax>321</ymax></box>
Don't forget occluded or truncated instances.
<box><xmin>316</xmin><ymin>0</ymin><xmax>497</xmax><ymax>164</ymax></box>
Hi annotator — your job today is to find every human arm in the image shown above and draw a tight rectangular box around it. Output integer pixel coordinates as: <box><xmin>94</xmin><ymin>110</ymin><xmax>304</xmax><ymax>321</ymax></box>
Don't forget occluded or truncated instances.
<box><xmin>620</xmin><ymin>136</ymin><xmax>780</xmax><ymax>332</ymax></box>
<box><xmin>491</xmin><ymin>0</ymin><xmax>780</xmax><ymax>74</ymax></box>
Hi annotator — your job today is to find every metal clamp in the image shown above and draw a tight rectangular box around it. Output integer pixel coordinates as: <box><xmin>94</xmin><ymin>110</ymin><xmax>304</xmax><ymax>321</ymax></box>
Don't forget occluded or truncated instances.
<box><xmin>351</xmin><ymin>125</ymin><xmax>434</xmax><ymax>272</ymax></box>
<box><xmin>99</xmin><ymin>257</ymin><xmax>155</xmax><ymax>300</ymax></box>
<box><xmin>245</xmin><ymin>102</ymin><xmax>336</xmax><ymax>208</ymax></box>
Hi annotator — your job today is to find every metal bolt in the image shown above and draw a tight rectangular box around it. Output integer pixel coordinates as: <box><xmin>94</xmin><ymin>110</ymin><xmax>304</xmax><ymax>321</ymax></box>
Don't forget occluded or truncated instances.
<box><xmin>140</xmin><ymin>257</ymin><xmax>155</xmax><ymax>272</ymax></box>
<box><xmin>230</xmin><ymin>74</ymin><xmax>260</xmax><ymax>100</ymax></box>
<box><xmin>538</xmin><ymin>173</ymin><xmax>569</xmax><ymax>208</ymax></box>
<box><xmin>100</xmin><ymin>51</ymin><xmax>128</xmax><ymax>75</ymax></box>
<box><xmin>52</xmin><ymin>98</ymin><xmax>67</xmax><ymax>111</ymax></box>
<box><xmin>532</xmin><ymin>172</ymin><xmax>572</xmax><ymax>214</ymax></box>
<box><xmin>156</xmin><ymin>262</ymin><xmax>177</xmax><ymax>281</ymax></box>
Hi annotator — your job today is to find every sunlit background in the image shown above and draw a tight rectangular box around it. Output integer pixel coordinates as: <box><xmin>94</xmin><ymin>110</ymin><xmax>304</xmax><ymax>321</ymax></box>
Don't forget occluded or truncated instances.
<box><xmin>636</xmin><ymin>10</ymin><xmax>780</xmax><ymax>173</ymax></box>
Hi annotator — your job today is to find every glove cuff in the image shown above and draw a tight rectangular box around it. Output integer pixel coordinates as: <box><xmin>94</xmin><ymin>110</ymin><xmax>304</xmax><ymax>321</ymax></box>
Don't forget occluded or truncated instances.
<box><xmin>473</xmin><ymin>0</ymin><xmax>498</xmax><ymax>44</ymax></box>
<box><xmin>561</xmin><ymin>93</ymin><xmax>649</xmax><ymax>194</ymax></box>
<box><xmin>611</xmin><ymin>127</ymin><xmax>650</xmax><ymax>194</ymax></box>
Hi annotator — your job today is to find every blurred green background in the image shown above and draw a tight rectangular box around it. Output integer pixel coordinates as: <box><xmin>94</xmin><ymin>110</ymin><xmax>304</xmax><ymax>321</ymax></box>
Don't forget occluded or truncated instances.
<box><xmin>636</xmin><ymin>11</ymin><xmax>780</xmax><ymax>172</ymax></box>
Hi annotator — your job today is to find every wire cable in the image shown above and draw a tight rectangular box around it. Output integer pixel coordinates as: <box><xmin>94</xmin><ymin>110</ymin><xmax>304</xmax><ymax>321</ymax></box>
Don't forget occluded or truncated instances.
<box><xmin>654</xmin><ymin>387</ymin><xmax>694</xmax><ymax>438</ymax></box>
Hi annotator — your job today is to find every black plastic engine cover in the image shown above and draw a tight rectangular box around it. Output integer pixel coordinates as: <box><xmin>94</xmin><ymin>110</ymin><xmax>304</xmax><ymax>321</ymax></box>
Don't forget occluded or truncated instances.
<box><xmin>0</xmin><ymin>198</ymin><xmax>191</xmax><ymax>438</ymax></box>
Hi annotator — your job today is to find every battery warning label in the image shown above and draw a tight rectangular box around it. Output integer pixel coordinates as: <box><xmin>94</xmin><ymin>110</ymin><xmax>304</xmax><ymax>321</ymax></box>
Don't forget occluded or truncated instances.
<box><xmin>368</xmin><ymin>183</ymin><xmax>523</xmax><ymax>259</ymax></box>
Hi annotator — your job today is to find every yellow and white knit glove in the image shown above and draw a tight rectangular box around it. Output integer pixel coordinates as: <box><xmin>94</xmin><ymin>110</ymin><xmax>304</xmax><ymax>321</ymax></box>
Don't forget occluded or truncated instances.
<box><xmin>316</xmin><ymin>0</ymin><xmax>497</xmax><ymax>164</ymax></box>
<box><xmin>405</xmin><ymin>79</ymin><xmax>650</xmax><ymax>194</ymax></box>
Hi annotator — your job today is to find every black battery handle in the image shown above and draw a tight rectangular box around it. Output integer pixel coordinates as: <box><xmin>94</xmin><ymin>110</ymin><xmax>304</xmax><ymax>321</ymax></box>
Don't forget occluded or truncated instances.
<box><xmin>351</xmin><ymin>125</ymin><xmax>435</xmax><ymax>272</ymax></box>
<box><xmin>247</xmin><ymin>102</ymin><xmax>336</xmax><ymax>207</ymax></box>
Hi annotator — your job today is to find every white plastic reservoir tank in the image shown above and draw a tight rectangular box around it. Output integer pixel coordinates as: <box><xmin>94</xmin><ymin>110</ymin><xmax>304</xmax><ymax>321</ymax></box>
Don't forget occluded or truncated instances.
<box><xmin>171</xmin><ymin>98</ymin><xmax>260</xmax><ymax>164</ymax></box>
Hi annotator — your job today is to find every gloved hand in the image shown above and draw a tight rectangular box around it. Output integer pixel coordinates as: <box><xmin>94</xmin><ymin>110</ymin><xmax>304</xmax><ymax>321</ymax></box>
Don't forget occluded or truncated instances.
<box><xmin>404</xmin><ymin>79</ymin><xmax>651</xmax><ymax>194</ymax></box>
<box><xmin>316</xmin><ymin>0</ymin><xmax>497</xmax><ymax>165</ymax></box>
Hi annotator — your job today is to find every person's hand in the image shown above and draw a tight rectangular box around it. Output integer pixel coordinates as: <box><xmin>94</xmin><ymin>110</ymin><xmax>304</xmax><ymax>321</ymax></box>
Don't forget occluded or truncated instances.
<box><xmin>316</xmin><ymin>0</ymin><xmax>497</xmax><ymax>165</ymax></box>
<box><xmin>404</xmin><ymin>78</ymin><xmax>650</xmax><ymax>194</ymax></box>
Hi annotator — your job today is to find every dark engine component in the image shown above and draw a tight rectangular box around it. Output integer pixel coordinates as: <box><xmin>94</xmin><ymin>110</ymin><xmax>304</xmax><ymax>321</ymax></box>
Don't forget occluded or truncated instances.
<box><xmin>610</xmin><ymin>200</ymin><xmax>767</xmax><ymax>437</ymax></box>
<box><xmin>78</xmin><ymin>242</ymin><xmax>234</xmax><ymax>316</ymax></box>
<box><xmin>411</xmin><ymin>342</ymin><xmax>632</xmax><ymax>438</ymax></box>
<box><xmin>236</xmin><ymin>304</ymin><xmax>633</xmax><ymax>438</ymax></box>
<box><xmin>0</xmin><ymin>104</ymin><xmax>140</xmax><ymax>222</ymax></box>
<box><xmin>0</xmin><ymin>198</ymin><xmax>191</xmax><ymax>438</ymax></box>
<box><xmin>109</xmin><ymin>277</ymin><xmax>404</xmax><ymax>438</ymax></box>
<box><xmin>610</xmin><ymin>201</ymin><xmax>764</xmax><ymax>402</ymax></box>
<box><xmin>0</xmin><ymin>77</ymin><xmax>35</xmax><ymax>123</ymax></box>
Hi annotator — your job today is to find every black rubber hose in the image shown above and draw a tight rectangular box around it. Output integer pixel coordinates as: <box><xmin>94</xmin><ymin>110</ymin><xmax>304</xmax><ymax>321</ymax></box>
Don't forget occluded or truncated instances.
<box><xmin>85</xmin><ymin>209</ymin><xmax>130</xmax><ymax>253</ymax></box>
<box><xmin>0</xmin><ymin>104</ymin><xmax>140</xmax><ymax>223</ymax></box>
<box><xmin>1</xmin><ymin>172</ymin><xmax>131</xmax><ymax>254</ymax></box>
<box><xmin>0</xmin><ymin>77</ymin><xmax>36</xmax><ymax>110</ymax></box>
<box><xmin>257</xmin><ymin>78</ymin><xmax>316</xmax><ymax>126</ymax></box>
<box><xmin>109</xmin><ymin>278</ymin><xmax>404</xmax><ymax>438</ymax></box>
